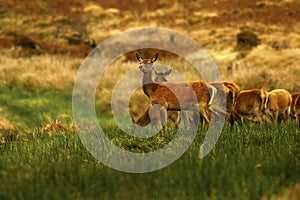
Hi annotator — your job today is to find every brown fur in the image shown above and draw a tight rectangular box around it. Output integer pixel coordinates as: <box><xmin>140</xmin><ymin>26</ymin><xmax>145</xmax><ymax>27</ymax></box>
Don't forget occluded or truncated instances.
<box><xmin>146</xmin><ymin>81</ymin><xmax>212</xmax><ymax>128</ymax></box>
<box><xmin>135</xmin><ymin>52</ymin><xmax>213</xmax><ymax>130</ymax></box>
<box><xmin>154</xmin><ymin>68</ymin><xmax>181</xmax><ymax>127</ymax></box>
<box><xmin>291</xmin><ymin>93</ymin><xmax>300</xmax><ymax>127</ymax></box>
<box><xmin>132</xmin><ymin>105</ymin><xmax>163</xmax><ymax>128</ymax></box>
<box><xmin>210</xmin><ymin>81</ymin><xmax>240</xmax><ymax>122</ymax></box>
<box><xmin>133</xmin><ymin>106</ymin><xmax>152</xmax><ymax>127</ymax></box>
<box><xmin>133</xmin><ymin>68</ymin><xmax>180</xmax><ymax>128</ymax></box>
<box><xmin>266</xmin><ymin>89</ymin><xmax>292</xmax><ymax>124</ymax></box>
<box><xmin>223</xmin><ymin>81</ymin><xmax>240</xmax><ymax>96</ymax></box>
<box><xmin>231</xmin><ymin>89</ymin><xmax>268</xmax><ymax>125</ymax></box>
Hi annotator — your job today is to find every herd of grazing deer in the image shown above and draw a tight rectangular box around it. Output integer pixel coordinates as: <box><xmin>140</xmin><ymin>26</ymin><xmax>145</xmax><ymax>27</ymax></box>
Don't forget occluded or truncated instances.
<box><xmin>132</xmin><ymin>52</ymin><xmax>300</xmax><ymax>131</ymax></box>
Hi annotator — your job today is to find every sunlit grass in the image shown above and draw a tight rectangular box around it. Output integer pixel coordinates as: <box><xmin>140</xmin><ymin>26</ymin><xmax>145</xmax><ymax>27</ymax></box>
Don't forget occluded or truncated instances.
<box><xmin>0</xmin><ymin>87</ymin><xmax>72</xmax><ymax>128</ymax></box>
<box><xmin>0</xmin><ymin>55</ymin><xmax>79</xmax><ymax>93</ymax></box>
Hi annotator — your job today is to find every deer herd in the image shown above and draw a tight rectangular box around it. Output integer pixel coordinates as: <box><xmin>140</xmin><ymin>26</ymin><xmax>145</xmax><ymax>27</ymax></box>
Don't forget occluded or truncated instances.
<box><xmin>131</xmin><ymin>52</ymin><xmax>300</xmax><ymax>130</ymax></box>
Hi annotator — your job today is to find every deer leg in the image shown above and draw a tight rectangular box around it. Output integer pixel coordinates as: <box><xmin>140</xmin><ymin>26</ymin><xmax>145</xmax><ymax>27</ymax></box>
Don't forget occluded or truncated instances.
<box><xmin>152</xmin><ymin>104</ymin><xmax>167</xmax><ymax>131</ymax></box>
<box><xmin>148</xmin><ymin>105</ymin><xmax>162</xmax><ymax>128</ymax></box>
<box><xmin>198</xmin><ymin>114</ymin><xmax>204</xmax><ymax>127</ymax></box>
<box><xmin>174</xmin><ymin>111</ymin><xmax>181</xmax><ymax>128</ymax></box>
<box><xmin>157</xmin><ymin>105</ymin><xmax>167</xmax><ymax>131</ymax></box>
<box><xmin>229</xmin><ymin>113</ymin><xmax>235</xmax><ymax>126</ymax></box>
<box><xmin>266</xmin><ymin>110</ymin><xmax>276</xmax><ymax>124</ymax></box>
<box><xmin>160</xmin><ymin>108</ymin><xmax>167</xmax><ymax>131</ymax></box>
<box><xmin>273</xmin><ymin>111</ymin><xmax>278</xmax><ymax>124</ymax></box>
<box><xmin>168</xmin><ymin>111</ymin><xmax>180</xmax><ymax>128</ymax></box>
<box><xmin>253</xmin><ymin>109</ymin><xmax>264</xmax><ymax>125</ymax></box>
<box><xmin>236</xmin><ymin>113</ymin><xmax>243</xmax><ymax>126</ymax></box>
<box><xmin>188</xmin><ymin>104</ymin><xmax>199</xmax><ymax>129</ymax></box>
<box><xmin>181</xmin><ymin>111</ymin><xmax>189</xmax><ymax>128</ymax></box>
<box><xmin>199</xmin><ymin>107</ymin><xmax>210</xmax><ymax>125</ymax></box>
<box><xmin>192</xmin><ymin>110</ymin><xmax>200</xmax><ymax>129</ymax></box>
<box><xmin>133</xmin><ymin>106</ymin><xmax>152</xmax><ymax>127</ymax></box>
<box><xmin>283</xmin><ymin>108</ymin><xmax>291</xmax><ymax>123</ymax></box>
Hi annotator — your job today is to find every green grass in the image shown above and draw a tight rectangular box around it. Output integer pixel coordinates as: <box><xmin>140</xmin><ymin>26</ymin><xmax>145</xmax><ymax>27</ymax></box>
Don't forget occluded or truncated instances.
<box><xmin>0</xmin><ymin>123</ymin><xmax>299</xmax><ymax>200</ymax></box>
<box><xmin>0</xmin><ymin>87</ymin><xmax>72</xmax><ymax>128</ymax></box>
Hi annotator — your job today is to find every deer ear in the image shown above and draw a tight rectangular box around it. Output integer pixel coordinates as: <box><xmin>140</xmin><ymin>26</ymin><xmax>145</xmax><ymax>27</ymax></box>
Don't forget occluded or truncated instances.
<box><xmin>165</xmin><ymin>67</ymin><xmax>172</xmax><ymax>75</ymax></box>
<box><xmin>151</xmin><ymin>52</ymin><xmax>158</xmax><ymax>63</ymax></box>
<box><xmin>136</xmin><ymin>52</ymin><xmax>143</xmax><ymax>62</ymax></box>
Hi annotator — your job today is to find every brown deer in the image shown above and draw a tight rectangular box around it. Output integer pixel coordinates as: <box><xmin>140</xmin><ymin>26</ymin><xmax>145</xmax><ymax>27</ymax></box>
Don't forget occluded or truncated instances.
<box><xmin>154</xmin><ymin>68</ymin><xmax>183</xmax><ymax>127</ymax></box>
<box><xmin>265</xmin><ymin>89</ymin><xmax>292</xmax><ymax>124</ymax></box>
<box><xmin>133</xmin><ymin>52</ymin><xmax>215</xmax><ymax>130</ymax></box>
<box><xmin>230</xmin><ymin>89</ymin><xmax>268</xmax><ymax>125</ymax></box>
<box><xmin>210</xmin><ymin>81</ymin><xmax>240</xmax><ymax>123</ymax></box>
<box><xmin>291</xmin><ymin>92</ymin><xmax>300</xmax><ymax>127</ymax></box>
<box><xmin>133</xmin><ymin>67</ymin><xmax>187</xmax><ymax>128</ymax></box>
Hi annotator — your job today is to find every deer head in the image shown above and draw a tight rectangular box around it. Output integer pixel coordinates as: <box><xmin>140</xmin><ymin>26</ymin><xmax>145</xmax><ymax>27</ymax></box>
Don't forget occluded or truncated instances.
<box><xmin>136</xmin><ymin>52</ymin><xmax>158</xmax><ymax>74</ymax></box>
<box><xmin>154</xmin><ymin>68</ymin><xmax>173</xmax><ymax>82</ymax></box>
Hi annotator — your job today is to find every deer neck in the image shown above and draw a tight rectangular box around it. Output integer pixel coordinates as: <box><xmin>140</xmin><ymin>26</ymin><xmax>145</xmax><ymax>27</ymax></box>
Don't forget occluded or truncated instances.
<box><xmin>142</xmin><ymin>70</ymin><xmax>157</xmax><ymax>97</ymax></box>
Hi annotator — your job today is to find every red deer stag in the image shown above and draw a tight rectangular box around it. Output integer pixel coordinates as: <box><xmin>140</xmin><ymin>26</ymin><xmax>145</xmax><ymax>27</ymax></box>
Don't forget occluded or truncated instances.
<box><xmin>265</xmin><ymin>89</ymin><xmax>292</xmax><ymax>124</ymax></box>
<box><xmin>133</xmin><ymin>52</ymin><xmax>215</xmax><ymax>130</ymax></box>
<box><xmin>230</xmin><ymin>89</ymin><xmax>268</xmax><ymax>125</ymax></box>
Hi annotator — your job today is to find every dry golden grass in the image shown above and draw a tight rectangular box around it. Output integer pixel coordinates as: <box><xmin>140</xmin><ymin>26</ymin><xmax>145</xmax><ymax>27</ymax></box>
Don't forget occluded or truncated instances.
<box><xmin>0</xmin><ymin>0</ymin><xmax>300</xmax><ymax>118</ymax></box>
<box><xmin>228</xmin><ymin>47</ymin><xmax>300</xmax><ymax>92</ymax></box>
<box><xmin>0</xmin><ymin>44</ymin><xmax>299</xmax><ymax>116</ymax></box>
<box><xmin>0</xmin><ymin>55</ymin><xmax>80</xmax><ymax>93</ymax></box>
<box><xmin>0</xmin><ymin>115</ymin><xmax>15</xmax><ymax>130</ymax></box>
<box><xmin>41</xmin><ymin>114</ymin><xmax>75</xmax><ymax>135</ymax></box>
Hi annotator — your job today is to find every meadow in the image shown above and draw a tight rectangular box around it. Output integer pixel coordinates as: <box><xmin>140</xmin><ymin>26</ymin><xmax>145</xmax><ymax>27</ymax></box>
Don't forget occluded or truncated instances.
<box><xmin>1</xmin><ymin>0</ymin><xmax>300</xmax><ymax>199</ymax></box>
<box><xmin>1</xmin><ymin>122</ymin><xmax>299</xmax><ymax>200</ymax></box>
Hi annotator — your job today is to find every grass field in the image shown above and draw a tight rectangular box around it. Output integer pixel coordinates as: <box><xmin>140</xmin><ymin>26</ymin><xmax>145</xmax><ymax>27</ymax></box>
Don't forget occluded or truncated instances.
<box><xmin>1</xmin><ymin>0</ymin><xmax>300</xmax><ymax>199</ymax></box>
<box><xmin>0</xmin><ymin>87</ymin><xmax>72</xmax><ymax>128</ymax></box>
<box><xmin>0</xmin><ymin>122</ymin><xmax>299</xmax><ymax>199</ymax></box>
<box><xmin>0</xmin><ymin>48</ymin><xmax>299</xmax><ymax>200</ymax></box>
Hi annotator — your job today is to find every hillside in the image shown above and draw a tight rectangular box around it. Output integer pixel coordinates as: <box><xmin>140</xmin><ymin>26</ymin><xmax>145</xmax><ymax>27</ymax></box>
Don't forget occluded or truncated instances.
<box><xmin>0</xmin><ymin>0</ymin><xmax>299</xmax><ymax>120</ymax></box>
<box><xmin>1</xmin><ymin>0</ymin><xmax>300</xmax><ymax>57</ymax></box>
